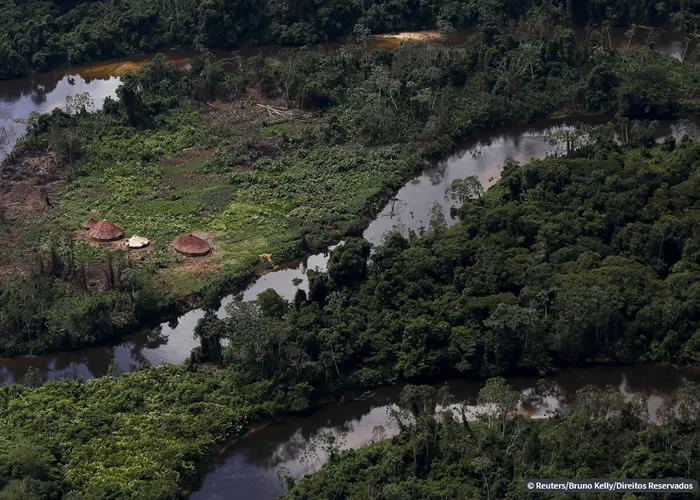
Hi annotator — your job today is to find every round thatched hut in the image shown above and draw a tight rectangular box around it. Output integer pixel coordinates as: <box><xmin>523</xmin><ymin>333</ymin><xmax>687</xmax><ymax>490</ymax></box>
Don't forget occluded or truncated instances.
<box><xmin>87</xmin><ymin>219</ymin><xmax>124</xmax><ymax>242</ymax></box>
<box><xmin>81</xmin><ymin>218</ymin><xmax>98</xmax><ymax>230</ymax></box>
<box><xmin>172</xmin><ymin>234</ymin><xmax>211</xmax><ymax>256</ymax></box>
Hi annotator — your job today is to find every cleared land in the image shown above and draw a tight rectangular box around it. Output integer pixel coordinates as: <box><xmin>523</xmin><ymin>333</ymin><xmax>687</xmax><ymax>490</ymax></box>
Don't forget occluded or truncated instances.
<box><xmin>1</xmin><ymin>88</ymin><xmax>417</xmax><ymax>297</ymax></box>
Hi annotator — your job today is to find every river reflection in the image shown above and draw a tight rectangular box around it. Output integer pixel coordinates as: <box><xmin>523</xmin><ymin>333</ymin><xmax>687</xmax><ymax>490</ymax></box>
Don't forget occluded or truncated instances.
<box><xmin>0</xmin><ymin>243</ymin><xmax>341</xmax><ymax>384</ymax></box>
<box><xmin>0</xmin><ymin>33</ymin><xmax>450</xmax><ymax>160</ymax></box>
<box><xmin>1</xmin><ymin>117</ymin><xmax>697</xmax><ymax>384</ymax></box>
<box><xmin>0</xmin><ymin>328</ymin><xmax>170</xmax><ymax>384</ymax></box>
<box><xmin>1</xmin><ymin>25</ymin><xmax>694</xmax><ymax>162</ymax></box>
<box><xmin>0</xmin><ymin>73</ymin><xmax>120</xmax><ymax>161</ymax></box>
<box><xmin>573</xmin><ymin>25</ymin><xmax>697</xmax><ymax>62</ymax></box>
<box><xmin>363</xmin><ymin>118</ymin><xmax>699</xmax><ymax>244</ymax></box>
<box><xmin>0</xmin><ymin>25</ymin><xmax>698</xmax><ymax>384</ymax></box>
<box><xmin>0</xmin><ymin>48</ymin><xmax>203</xmax><ymax>161</ymax></box>
<box><xmin>242</xmin><ymin>243</ymin><xmax>342</xmax><ymax>302</ymax></box>
<box><xmin>192</xmin><ymin>365</ymin><xmax>700</xmax><ymax>500</ymax></box>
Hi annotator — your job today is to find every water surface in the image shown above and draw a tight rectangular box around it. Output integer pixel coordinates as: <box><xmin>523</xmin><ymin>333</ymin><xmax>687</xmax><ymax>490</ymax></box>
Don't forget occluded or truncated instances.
<box><xmin>1</xmin><ymin>26</ymin><xmax>693</xmax><ymax>161</ymax></box>
<box><xmin>192</xmin><ymin>364</ymin><xmax>700</xmax><ymax>500</ymax></box>
<box><xmin>0</xmin><ymin>26</ymin><xmax>698</xmax><ymax>499</ymax></box>
<box><xmin>0</xmin><ymin>27</ymin><xmax>697</xmax><ymax>383</ymax></box>
<box><xmin>1</xmin><ymin>118</ymin><xmax>696</xmax><ymax>384</ymax></box>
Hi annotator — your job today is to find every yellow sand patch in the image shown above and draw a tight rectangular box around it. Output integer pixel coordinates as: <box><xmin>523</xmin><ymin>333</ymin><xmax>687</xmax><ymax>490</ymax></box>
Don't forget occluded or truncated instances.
<box><xmin>77</xmin><ymin>56</ymin><xmax>191</xmax><ymax>80</ymax></box>
<box><xmin>369</xmin><ymin>30</ymin><xmax>442</xmax><ymax>49</ymax></box>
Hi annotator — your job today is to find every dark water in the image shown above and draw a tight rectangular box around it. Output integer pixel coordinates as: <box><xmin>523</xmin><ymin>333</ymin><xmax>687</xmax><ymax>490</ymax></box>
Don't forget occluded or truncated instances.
<box><xmin>1</xmin><ymin>117</ymin><xmax>697</xmax><ymax>385</ymax></box>
<box><xmin>363</xmin><ymin>117</ymin><xmax>699</xmax><ymax>243</ymax></box>
<box><xmin>0</xmin><ymin>27</ymin><xmax>697</xmax><ymax>381</ymax></box>
<box><xmin>0</xmin><ymin>26</ymin><xmax>693</xmax><ymax>161</ymax></box>
<box><xmin>573</xmin><ymin>25</ymin><xmax>696</xmax><ymax>61</ymax></box>
<box><xmin>192</xmin><ymin>365</ymin><xmax>700</xmax><ymax>500</ymax></box>
<box><xmin>0</xmin><ymin>26</ymin><xmax>698</xmax><ymax>500</ymax></box>
<box><xmin>0</xmin><ymin>49</ymin><xmax>202</xmax><ymax>161</ymax></box>
<box><xmin>0</xmin><ymin>245</ymin><xmax>338</xmax><ymax>384</ymax></box>
<box><xmin>0</xmin><ymin>32</ymin><xmax>450</xmax><ymax>161</ymax></box>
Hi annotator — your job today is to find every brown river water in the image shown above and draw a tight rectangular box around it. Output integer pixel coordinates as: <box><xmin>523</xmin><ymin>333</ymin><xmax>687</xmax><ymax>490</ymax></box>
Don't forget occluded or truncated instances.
<box><xmin>2</xmin><ymin>116</ymin><xmax>696</xmax><ymax>385</ymax></box>
<box><xmin>191</xmin><ymin>365</ymin><xmax>700</xmax><ymax>500</ymax></box>
<box><xmin>0</xmin><ymin>27</ymin><xmax>698</xmax><ymax>499</ymax></box>
<box><xmin>0</xmin><ymin>26</ymin><xmax>694</xmax><ymax>161</ymax></box>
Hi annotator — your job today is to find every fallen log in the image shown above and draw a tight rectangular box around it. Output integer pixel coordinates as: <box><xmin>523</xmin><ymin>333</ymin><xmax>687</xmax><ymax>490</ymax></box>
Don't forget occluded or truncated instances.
<box><xmin>255</xmin><ymin>104</ymin><xmax>293</xmax><ymax>119</ymax></box>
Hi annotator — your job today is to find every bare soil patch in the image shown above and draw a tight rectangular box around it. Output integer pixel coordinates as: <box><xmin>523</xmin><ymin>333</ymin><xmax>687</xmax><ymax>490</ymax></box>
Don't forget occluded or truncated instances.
<box><xmin>201</xmin><ymin>88</ymin><xmax>314</xmax><ymax>128</ymax></box>
<box><xmin>1</xmin><ymin>183</ymin><xmax>47</xmax><ymax>218</ymax></box>
<box><xmin>2</xmin><ymin>149</ymin><xmax>63</xmax><ymax>184</ymax></box>
<box><xmin>0</xmin><ymin>262</ymin><xmax>25</xmax><ymax>283</ymax></box>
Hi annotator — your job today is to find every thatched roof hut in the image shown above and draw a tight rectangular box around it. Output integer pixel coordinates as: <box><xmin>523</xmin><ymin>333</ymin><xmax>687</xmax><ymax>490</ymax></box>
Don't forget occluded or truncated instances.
<box><xmin>172</xmin><ymin>234</ymin><xmax>210</xmax><ymax>256</ymax></box>
<box><xmin>81</xmin><ymin>218</ymin><xmax>98</xmax><ymax>230</ymax></box>
<box><xmin>87</xmin><ymin>219</ymin><xmax>124</xmax><ymax>241</ymax></box>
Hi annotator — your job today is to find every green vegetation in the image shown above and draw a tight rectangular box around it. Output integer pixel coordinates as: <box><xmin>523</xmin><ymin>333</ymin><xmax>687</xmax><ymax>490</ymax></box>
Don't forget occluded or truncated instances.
<box><xmin>197</xmin><ymin>137</ymin><xmax>700</xmax><ymax>394</ymax></box>
<box><xmin>3</xmin><ymin>0</ymin><xmax>699</xmax><ymax>80</ymax></box>
<box><xmin>2</xmin><ymin>5</ymin><xmax>700</xmax><ymax>498</ymax></box>
<box><xmin>4</xmin><ymin>133</ymin><xmax>700</xmax><ymax>498</ymax></box>
<box><xmin>4</xmin><ymin>7</ymin><xmax>700</xmax><ymax>354</ymax></box>
<box><xmin>284</xmin><ymin>381</ymin><xmax>700</xmax><ymax>499</ymax></box>
<box><xmin>1</xmin><ymin>52</ymin><xmax>424</xmax><ymax>353</ymax></box>
<box><xmin>0</xmin><ymin>365</ymin><xmax>276</xmax><ymax>499</ymax></box>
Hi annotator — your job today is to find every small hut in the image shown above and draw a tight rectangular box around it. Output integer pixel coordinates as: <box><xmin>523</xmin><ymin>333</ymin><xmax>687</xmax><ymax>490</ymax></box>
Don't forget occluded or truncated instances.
<box><xmin>172</xmin><ymin>234</ymin><xmax>211</xmax><ymax>256</ymax></box>
<box><xmin>87</xmin><ymin>219</ymin><xmax>124</xmax><ymax>242</ymax></box>
<box><xmin>81</xmin><ymin>218</ymin><xmax>98</xmax><ymax>230</ymax></box>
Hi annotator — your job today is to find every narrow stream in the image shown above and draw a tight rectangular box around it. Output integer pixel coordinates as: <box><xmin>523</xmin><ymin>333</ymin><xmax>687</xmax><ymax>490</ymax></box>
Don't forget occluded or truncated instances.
<box><xmin>0</xmin><ymin>26</ymin><xmax>694</xmax><ymax>162</ymax></box>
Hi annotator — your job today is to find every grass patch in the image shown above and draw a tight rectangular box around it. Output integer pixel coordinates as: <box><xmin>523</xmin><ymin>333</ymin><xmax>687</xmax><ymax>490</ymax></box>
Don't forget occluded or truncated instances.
<box><xmin>15</xmin><ymin>106</ymin><xmax>418</xmax><ymax>299</ymax></box>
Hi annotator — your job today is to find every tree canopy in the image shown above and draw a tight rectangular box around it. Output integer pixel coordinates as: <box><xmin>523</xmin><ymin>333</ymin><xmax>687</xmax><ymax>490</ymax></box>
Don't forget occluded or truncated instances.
<box><xmin>2</xmin><ymin>0</ymin><xmax>700</xmax><ymax>79</ymax></box>
<box><xmin>1</xmin><ymin>4</ymin><xmax>700</xmax><ymax>498</ymax></box>
<box><xmin>283</xmin><ymin>382</ymin><xmax>700</xmax><ymax>499</ymax></box>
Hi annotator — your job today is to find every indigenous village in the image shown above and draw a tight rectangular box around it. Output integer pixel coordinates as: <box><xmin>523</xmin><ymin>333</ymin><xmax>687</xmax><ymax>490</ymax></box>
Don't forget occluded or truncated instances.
<box><xmin>0</xmin><ymin>1</ymin><xmax>700</xmax><ymax>499</ymax></box>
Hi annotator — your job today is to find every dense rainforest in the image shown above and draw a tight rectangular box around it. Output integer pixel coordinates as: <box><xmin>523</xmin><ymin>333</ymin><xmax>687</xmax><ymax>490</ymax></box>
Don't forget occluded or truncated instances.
<box><xmin>283</xmin><ymin>381</ymin><xmax>700</xmax><ymax>500</ymax></box>
<box><xmin>200</xmin><ymin>132</ymin><xmax>700</xmax><ymax>388</ymax></box>
<box><xmin>4</xmin><ymin>2</ymin><xmax>700</xmax><ymax>355</ymax></box>
<box><xmin>1</xmin><ymin>2</ymin><xmax>700</xmax><ymax>499</ymax></box>
<box><xmin>1</xmin><ymin>0</ymin><xmax>700</xmax><ymax>79</ymax></box>
<box><xmin>3</xmin><ymin>132</ymin><xmax>700</xmax><ymax>497</ymax></box>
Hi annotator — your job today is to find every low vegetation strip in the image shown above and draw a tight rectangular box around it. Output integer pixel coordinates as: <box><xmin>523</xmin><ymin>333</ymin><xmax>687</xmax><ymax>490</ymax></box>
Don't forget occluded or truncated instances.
<box><xmin>3</xmin><ymin>131</ymin><xmax>700</xmax><ymax>497</ymax></box>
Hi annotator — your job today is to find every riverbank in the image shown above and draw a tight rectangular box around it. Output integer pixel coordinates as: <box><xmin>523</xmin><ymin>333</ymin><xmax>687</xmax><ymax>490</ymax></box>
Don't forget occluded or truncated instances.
<box><xmin>8</xmin><ymin>357</ymin><xmax>696</xmax><ymax>499</ymax></box>
<box><xmin>3</xmin><ymin>5</ymin><xmax>700</xmax><ymax>499</ymax></box>
<box><xmin>4</xmin><ymin>129</ymin><xmax>700</xmax><ymax>497</ymax></box>
<box><xmin>4</xmin><ymin>113</ymin><xmax>698</xmax><ymax>384</ymax></box>
<box><xmin>280</xmin><ymin>378</ymin><xmax>700</xmax><ymax>499</ymax></box>
<box><xmin>198</xmin><ymin>363</ymin><xmax>700</xmax><ymax>499</ymax></box>
<box><xmin>0</xmin><ymin>78</ymin><xmax>425</xmax><ymax>354</ymax></box>
<box><xmin>192</xmin><ymin>136</ymin><xmax>700</xmax><ymax>495</ymax></box>
<box><xmin>1</xmin><ymin>0</ymin><xmax>697</xmax><ymax>82</ymax></box>
<box><xmin>4</xmin><ymin>13</ymin><xmax>700</xmax><ymax>355</ymax></box>
<box><xmin>3</xmin><ymin>31</ymin><xmax>697</xmax><ymax>353</ymax></box>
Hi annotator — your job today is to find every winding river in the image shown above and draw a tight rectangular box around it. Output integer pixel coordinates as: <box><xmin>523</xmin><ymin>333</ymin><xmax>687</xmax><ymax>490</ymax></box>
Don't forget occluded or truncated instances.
<box><xmin>192</xmin><ymin>365</ymin><xmax>700</xmax><ymax>500</ymax></box>
<box><xmin>0</xmin><ymin>27</ymin><xmax>699</xmax><ymax>500</ymax></box>
<box><xmin>0</xmin><ymin>25</ymin><xmax>694</xmax><ymax>161</ymax></box>
<box><xmin>3</xmin><ymin>116</ymin><xmax>696</xmax><ymax>385</ymax></box>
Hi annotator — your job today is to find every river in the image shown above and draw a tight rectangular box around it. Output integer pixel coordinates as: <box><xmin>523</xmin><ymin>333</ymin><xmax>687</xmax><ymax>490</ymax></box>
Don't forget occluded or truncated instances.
<box><xmin>1</xmin><ymin>116</ymin><xmax>697</xmax><ymax>385</ymax></box>
<box><xmin>0</xmin><ymin>24</ymin><xmax>697</xmax><ymax>382</ymax></box>
<box><xmin>0</xmin><ymin>26</ymin><xmax>699</xmax><ymax>498</ymax></box>
<box><xmin>0</xmin><ymin>32</ymin><xmax>454</xmax><ymax>162</ymax></box>
<box><xmin>192</xmin><ymin>365</ymin><xmax>700</xmax><ymax>500</ymax></box>
<box><xmin>0</xmin><ymin>26</ymin><xmax>694</xmax><ymax>161</ymax></box>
